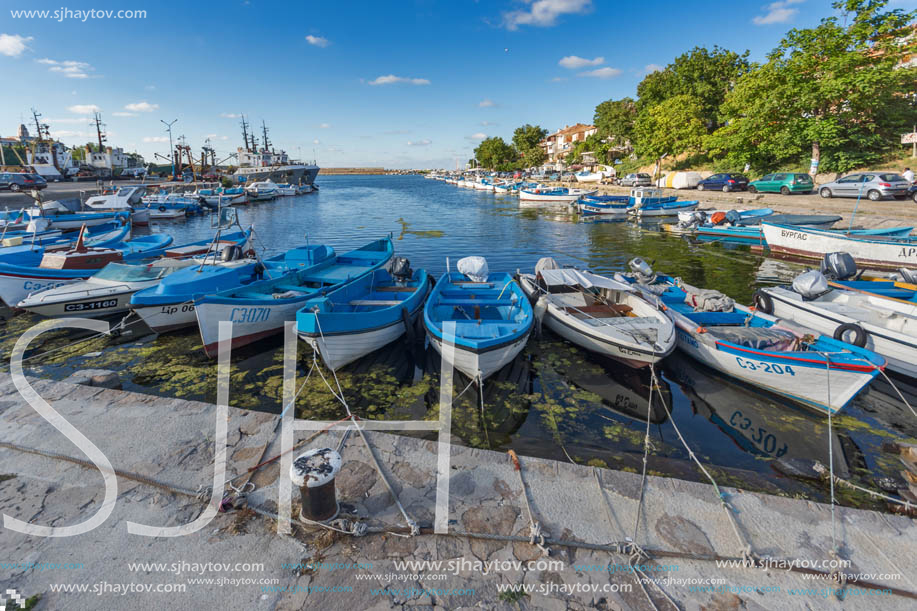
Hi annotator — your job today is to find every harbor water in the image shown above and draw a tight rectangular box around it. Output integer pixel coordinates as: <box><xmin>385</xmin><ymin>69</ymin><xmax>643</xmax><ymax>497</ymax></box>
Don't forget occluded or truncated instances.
<box><xmin>3</xmin><ymin>174</ymin><xmax>915</xmax><ymax>509</ymax></box>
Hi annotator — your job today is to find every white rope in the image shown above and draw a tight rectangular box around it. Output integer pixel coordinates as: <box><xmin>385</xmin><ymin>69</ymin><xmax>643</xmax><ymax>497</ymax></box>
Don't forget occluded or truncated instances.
<box><xmin>311</xmin><ymin>314</ymin><xmax>419</xmax><ymax>536</ymax></box>
<box><xmin>652</xmin><ymin>369</ymin><xmax>756</xmax><ymax>563</ymax></box>
<box><xmin>508</xmin><ymin>451</ymin><xmax>550</xmax><ymax>556</ymax></box>
<box><xmin>874</xmin><ymin>366</ymin><xmax>917</xmax><ymax>420</ymax></box>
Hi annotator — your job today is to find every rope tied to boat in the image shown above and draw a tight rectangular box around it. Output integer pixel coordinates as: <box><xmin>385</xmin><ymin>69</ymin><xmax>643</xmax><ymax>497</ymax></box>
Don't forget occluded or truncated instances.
<box><xmin>311</xmin><ymin>314</ymin><xmax>420</xmax><ymax>537</ymax></box>
<box><xmin>508</xmin><ymin>449</ymin><xmax>550</xmax><ymax>556</ymax></box>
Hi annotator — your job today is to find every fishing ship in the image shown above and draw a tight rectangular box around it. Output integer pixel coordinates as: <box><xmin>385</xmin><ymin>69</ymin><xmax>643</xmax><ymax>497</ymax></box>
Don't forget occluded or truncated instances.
<box><xmin>231</xmin><ymin>116</ymin><xmax>320</xmax><ymax>186</ymax></box>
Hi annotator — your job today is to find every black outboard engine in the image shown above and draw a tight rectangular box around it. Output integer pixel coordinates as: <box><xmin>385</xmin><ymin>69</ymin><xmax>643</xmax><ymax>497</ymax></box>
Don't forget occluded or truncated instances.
<box><xmin>898</xmin><ymin>267</ymin><xmax>917</xmax><ymax>284</ymax></box>
<box><xmin>221</xmin><ymin>244</ymin><xmax>243</xmax><ymax>262</ymax></box>
<box><xmin>724</xmin><ymin>210</ymin><xmax>742</xmax><ymax>225</ymax></box>
<box><xmin>820</xmin><ymin>252</ymin><xmax>856</xmax><ymax>280</ymax></box>
<box><xmin>387</xmin><ymin>256</ymin><xmax>412</xmax><ymax>284</ymax></box>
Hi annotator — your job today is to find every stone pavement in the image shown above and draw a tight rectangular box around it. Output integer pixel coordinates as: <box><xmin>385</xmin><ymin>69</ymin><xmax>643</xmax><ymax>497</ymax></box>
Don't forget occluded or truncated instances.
<box><xmin>0</xmin><ymin>373</ymin><xmax>915</xmax><ymax>610</ymax></box>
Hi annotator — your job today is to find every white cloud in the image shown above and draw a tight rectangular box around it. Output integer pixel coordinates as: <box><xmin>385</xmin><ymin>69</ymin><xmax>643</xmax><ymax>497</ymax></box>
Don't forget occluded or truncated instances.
<box><xmin>305</xmin><ymin>35</ymin><xmax>330</xmax><ymax>47</ymax></box>
<box><xmin>38</xmin><ymin>58</ymin><xmax>93</xmax><ymax>78</ymax></box>
<box><xmin>124</xmin><ymin>101</ymin><xmax>158</xmax><ymax>112</ymax></box>
<box><xmin>479</xmin><ymin>99</ymin><xmax>496</xmax><ymax>108</ymax></box>
<box><xmin>220</xmin><ymin>112</ymin><xmax>240</xmax><ymax>118</ymax></box>
<box><xmin>111</xmin><ymin>112</ymin><xmax>138</xmax><ymax>117</ymax></box>
<box><xmin>753</xmin><ymin>0</ymin><xmax>804</xmax><ymax>25</ymax></box>
<box><xmin>480</xmin><ymin>121</ymin><xmax>498</xmax><ymax>126</ymax></box>
<box><xmin>578</xmin><ymin>67</ymin><xmax>622</xmax><ymax>79</ymax></box>
<box><xmin>551</xmin><ymin>76</ymin><xmax>568</xmax><ymax>83</ymax></box>
<box><xmin>144</xmin><ymin>84</ymin><xmax>156</xmax><ymax>90</ymax></box>
<box><xmin>68</xmin><ymin>104</ymin><xmax>100</xmax><ymax>114</ymax></box>
<box><xmin>642</xmin><ymin>63</ymin><xmax>664</xmax><ymax>74</ymax></box>
<box><xmin>368</xmin><ymin>74</ymin><xmax>430</xmax><ymax>86</ymax></box>
<box><xmin>45</xmin><ymin>117</ymin><xmax>87</xmax><ymax>124</ymax></box>
<box><xmin>503</xmin><ymin>0</ymin><xmax>592</xmax><ymax>30</ymax></box>
<box><xmin>319</xmin><ymin>123</ymin><xmax>331</xmax><ymax>129</ymax></box>
<box><xmin>313</xmin><ymin>139</ymin><xmax>321</xmax><ymax>145</ymax></box>
<box><xmin>0</xmin><ymin>34</ymin><xmax>32</xmax><ymax>57</ymax></box>
<box><xmin>407</xmin><ymin>139</ymin><xmax>432</xmax><ymax>146</ymax></box>
<box><xmin>466</xmin><ymin>133</ymin><xmax>487</xmax><ymax>141</ymax></box>
<box><xmin>142</xmin><ymin>136</ymin><xmax>169</xmax><ymax>143</ymax></box>
<box><xmin>558</xmin><ymin>55</ymin><xmax>604</xmax><ymax>69</ymax></box>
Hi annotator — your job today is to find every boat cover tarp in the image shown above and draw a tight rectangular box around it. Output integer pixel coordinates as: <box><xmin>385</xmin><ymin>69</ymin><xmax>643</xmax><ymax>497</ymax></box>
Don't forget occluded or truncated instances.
<box><xmin>539</xmin><ymin>268</ymin><xmax>632</xmax><ymax>293</ymax></box>
<box><xmin>457</xmin><ymin>256</ymin><xmax>488</xmax><ymax>282</ymax></box>
<box><xmin>679</xmin><ymin>281</ymin><xmax>735</xmax><ymax>312</ymax></box>
<box><xmin>659</xmin><ymin>172</ymin><xmax>702</xmax><ymax>189</ymax></box>
<box><xmin>707</xmin><ymin>326</ymin><xmax>797</xmax><ymax>351</ymax></box>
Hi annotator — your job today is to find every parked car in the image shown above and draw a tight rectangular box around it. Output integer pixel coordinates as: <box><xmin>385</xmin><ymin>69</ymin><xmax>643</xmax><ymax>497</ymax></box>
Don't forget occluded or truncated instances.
<box><xmin>0</xmin><ymin>172</ymin><xmax>48</xmax><ymax>192</ymax></box>
<box><xmin>619</xmin><ymin>173</ymin><xmax>652</xmax><ymax>187</ymax></box>
<box><xmin>908</xmin><ymin>184</ymin><xmax>917</xmax><ymax>204</ymax></box>
<box><xmin>696</xmin><ymin>173</ymin><xmax>748</xmax><ymax>192</ymax></box>
<box><xmin>818</xmin><ymin>172</ymin><xmax>910</xmax><ymax>201</ymax></box>
<box><xmin>747</xmin><ymin>172</ymin><xmax>813</xmax><ymax>195</ymax></box>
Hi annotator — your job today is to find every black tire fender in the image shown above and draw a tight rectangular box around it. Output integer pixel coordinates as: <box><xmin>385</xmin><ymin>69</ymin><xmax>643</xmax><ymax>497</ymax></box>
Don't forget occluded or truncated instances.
<box><xmin>834</xmin><ymin>323</ymin><xmax>867</xmax><ymax>348</ymax></box>
<box><xmin>753</xmin><ymin>290</ymin><xmax>774</xmax><ymax>314</ymax></box>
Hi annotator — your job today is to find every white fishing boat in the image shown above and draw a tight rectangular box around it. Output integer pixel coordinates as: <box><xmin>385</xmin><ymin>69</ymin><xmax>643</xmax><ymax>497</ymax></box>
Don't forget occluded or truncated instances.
<box><xmin>84</xmin><ymin>185</ymin><xmax>151</xmax><ymax>226</ymax></box>
<box><xmin>147</xmin><ymin>206</ymin><xmax>186</xmax><ymax>220</ymax></box>
<box><xmin>756</xmin><ymin>261</ymin><xmax>917</xmax><ymax>378</ymax></box>
<box><xmin>761</xmin><ymin>222</ymin><xmax>917</xmax><ymax>270</ymax></box>
<box><xmin>246</xmin><ymin>181</ymin><xmax>279</xmax><ymax>201</ymax></box>
<box><xmin>273</xmin><ymin>183</ymin><xmax>298</xmax><ymax>196</ymax></box>
<box><xmin>517</xmin><ymin>258</ymin><xmax>675</xmax><ymax>367</ymax></box>
<box><xmin>16</xmin><ymin>259</ymin><xmax>194</xmax><ymax>318</ymax></box>
<box><xmin>618</xmin><ymin>260</ymin><xmax>885</xmax><ymax>415</ymax></box>
<box><xmin>519</xmin><ymin>187</ymin><xmax>597</xmax><ymax>203</ymax></box>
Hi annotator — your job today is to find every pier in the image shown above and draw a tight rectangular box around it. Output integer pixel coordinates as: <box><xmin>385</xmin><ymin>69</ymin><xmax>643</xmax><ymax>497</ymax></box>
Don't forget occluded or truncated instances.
<box><xmin>1</xmin><ymin>371</ymin><xmax>915</xmax><ymax>609</ymax></box>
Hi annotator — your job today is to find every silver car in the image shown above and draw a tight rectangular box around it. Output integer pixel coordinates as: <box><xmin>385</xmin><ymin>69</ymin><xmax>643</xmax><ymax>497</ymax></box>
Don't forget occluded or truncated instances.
<box><xmin>818</xmin><ymin>172</ymin><xmax>910</xmax><ymax>201</ymax></box>
<box><xmin>619</xmin><ymin>173</ymin><xmax>652</xmax><ymax>187</ymax></box>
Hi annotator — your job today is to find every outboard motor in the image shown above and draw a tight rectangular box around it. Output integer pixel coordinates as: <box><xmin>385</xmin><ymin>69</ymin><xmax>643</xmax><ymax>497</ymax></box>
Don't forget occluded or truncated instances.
<box><xmin>628</xmin><ymin>257</ymin><xmax>656</xmax><ymax>284</ymax></box>
<box><xmin>221</xmin><ymin>244</ymin><xmax>243</xmax><ymax>262</ymax></box>
<box><xmin>820</xmin><ymin>252</ymin><xmax>856</xmax><ymax>280</ymax></box>
<box><xmin>897</xmin><ymin>267</ymin><xmax>917</xmax><ymax>285</ymax></box>
<box><xmin>387</xmin><ymin>256</ymin><xmax>412</xmax><ymax>284</ymax></box>
<box><xmin>724</xmin><ymin>210</ymin><xmax>742</xmax><ymax>226</ymax></box>
<box><xmin>792</xmin><ymin>270</ymin><xmax>830</xmax><ymax>300</ymax></box>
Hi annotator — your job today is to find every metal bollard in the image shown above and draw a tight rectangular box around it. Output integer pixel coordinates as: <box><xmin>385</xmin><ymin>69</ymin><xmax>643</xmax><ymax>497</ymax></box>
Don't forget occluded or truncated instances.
<box><xmin>290</xmin><ymin>447</ymin><xmax>342</xmax><ymax>522</ymax></box>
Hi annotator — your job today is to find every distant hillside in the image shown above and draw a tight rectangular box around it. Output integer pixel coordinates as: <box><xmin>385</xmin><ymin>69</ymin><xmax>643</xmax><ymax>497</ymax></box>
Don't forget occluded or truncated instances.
<box><xmin>321</xmin><ymin>167</ymin><xmax>387</xmax><ymax>175</ymax></box>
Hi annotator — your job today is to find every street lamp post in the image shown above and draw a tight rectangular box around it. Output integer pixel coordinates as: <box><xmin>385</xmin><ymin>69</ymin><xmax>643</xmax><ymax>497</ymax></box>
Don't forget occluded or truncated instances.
<box><xmin>160</xmin><ymin>119</ymin><xmax>177</xmax><ymax>180</ymax></box>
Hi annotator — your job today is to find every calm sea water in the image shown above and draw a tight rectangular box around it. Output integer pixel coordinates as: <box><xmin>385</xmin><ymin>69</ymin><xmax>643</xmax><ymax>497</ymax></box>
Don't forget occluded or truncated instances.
<box><xmin>6</xmin><ymin>174</ymin><xmax>916</xmax><ymax>507</ymax></box>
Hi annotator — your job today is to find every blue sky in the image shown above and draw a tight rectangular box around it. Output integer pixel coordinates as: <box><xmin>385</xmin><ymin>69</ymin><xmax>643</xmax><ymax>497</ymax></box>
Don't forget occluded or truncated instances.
<box><xmin>0</xmin><ymin>0</ymin><xmax>908</xmax><ymax>168</ymax></box>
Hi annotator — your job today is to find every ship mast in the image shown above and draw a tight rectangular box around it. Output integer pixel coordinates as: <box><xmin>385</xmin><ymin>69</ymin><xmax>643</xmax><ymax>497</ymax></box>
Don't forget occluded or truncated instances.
<box><xmin>261</xmin><ymin>121</ymin><xmax>271</xmax><ymax>153</ymax></box>
<box><xmin>92</xmin><ymin>112</ymin><xmax>107</xmax><ymax>152</ymax></box>
<box><xmin>240</xmin><ymin>114</ymin><xmax>251</xmax><ymax>153</ymax></box>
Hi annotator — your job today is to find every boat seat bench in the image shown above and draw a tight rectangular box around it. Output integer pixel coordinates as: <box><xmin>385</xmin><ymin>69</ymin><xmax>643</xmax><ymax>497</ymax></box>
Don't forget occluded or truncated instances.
<box><xmin>349</xmin><ymin>300</ymin><xmax>404</xmax><ymax>306</ymax></box>
<box><xmin>563</xmin><ymin>304</ymin><xmax>632</xmax><ymax>317</ymax></box>
<box><xmin>377</xmin><ymin>286</ymin><xmax>416</xmax><ymax>292</ymax></box>
<box><xmin>439</xmin><ymin>298</ymin><xmax>515</xmax><ymax>307</ymax></box>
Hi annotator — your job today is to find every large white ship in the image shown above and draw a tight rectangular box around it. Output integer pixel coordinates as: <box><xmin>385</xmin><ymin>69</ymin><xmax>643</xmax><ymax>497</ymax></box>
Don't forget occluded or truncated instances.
<box><xmin>231</xmin><ymin>117</ymin><xmax>320</xmax><ymax>185</ymax></box>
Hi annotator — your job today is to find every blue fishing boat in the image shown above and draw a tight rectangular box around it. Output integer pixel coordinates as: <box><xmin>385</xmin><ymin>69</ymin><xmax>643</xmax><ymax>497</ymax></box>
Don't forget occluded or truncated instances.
<box><xmin>131</xmin><ymin>242</ymin><xmax>337</xmax><ymax>334</ymax></box>
<box><xmin>194</xmin><ymin>238</ymin><xmax>394</xmax><ymax>356</ymax></box>
<box><xmin>0</xmin><ymin>226</ymin><xmax>172</xmax><ymax>308</ymax></box>
<box><xmin>617</xmin><ymin>260</ymin><xmax>885</xmax><ymax>415</ymax></box>
<box><xmin>423</xmin><ymin>257</ymin><xmax>533</xmax><ymax>380</ymax></box>
<box><xmin>297</xmin><ymin>263</ymin><xmax>430</xmax><ymax>369</ymax></box>
<box><xmin>579</xmin><ymin>195</ymin><xmax>631</xmax><ymax>216</ymax></box>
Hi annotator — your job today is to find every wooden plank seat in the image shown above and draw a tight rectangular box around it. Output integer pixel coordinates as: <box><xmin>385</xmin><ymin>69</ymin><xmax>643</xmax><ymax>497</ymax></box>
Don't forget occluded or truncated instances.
<box><xmin>439</xmin><ymin>298</ymin><xmax>514</xmax><ymax>307</ymax></box>
<box><xmin>376</xmin><ymin>286</ymin><xmax>417</xmax><ymax>292</ymax></box>
<box><xmin>349</xmin><ymin>300</ymin><xmax>404</xmax><ymax>306</ymax></box>
<box><xmin>563</xmin><ymin>303</ymin><xmax>632</xmax><ymax>318</ymax></box>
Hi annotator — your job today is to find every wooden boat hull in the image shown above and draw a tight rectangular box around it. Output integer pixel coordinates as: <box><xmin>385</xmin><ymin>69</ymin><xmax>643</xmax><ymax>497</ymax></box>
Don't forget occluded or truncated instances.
<box><xmin>761</xmin><ymin>223</ymin><xmax>917</xmax><ymax>270</ymax></box>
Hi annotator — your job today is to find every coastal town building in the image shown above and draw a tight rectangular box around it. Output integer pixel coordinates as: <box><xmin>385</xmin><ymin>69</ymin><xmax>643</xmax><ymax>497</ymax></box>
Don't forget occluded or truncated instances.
<box><xmin>539</xmin><ymin>123</ymin><xmax>597</xmax><ymax>163</ymax></box>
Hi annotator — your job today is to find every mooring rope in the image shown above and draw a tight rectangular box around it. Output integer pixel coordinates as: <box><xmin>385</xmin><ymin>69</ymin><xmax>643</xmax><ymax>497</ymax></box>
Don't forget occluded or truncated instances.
<box><xmin>651</xmin><ymin>367</ymin><xmax>757</xmax><ymax>565</ymax></box>
<box><xmin>312</xmin><ymin>315</ymin><xmax>419</xmax><ymax>536</ymax></box>
<box><xmin>507</xmin><ymin>450</ymin><xmax>549</xmax><ymax>556</ymax></box>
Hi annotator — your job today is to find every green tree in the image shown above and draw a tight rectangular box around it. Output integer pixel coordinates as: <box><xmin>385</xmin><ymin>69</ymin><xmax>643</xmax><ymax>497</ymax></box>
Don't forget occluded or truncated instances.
<box><xmin>593</xmin><ymin>97</ymin><xmax>637</xmax><ymax>146</ymax></box>
<box><xmin>511</xmin><ymin>124</ymin><xmax>548</xmax><ymax>168</ymax></box>
<box><xmin>636</xmin><ymin>46</ymin><xmax>751</xmax><ymax>132</ymax></box>
<box><xmin>474</xmin><ymin>137</ymin><xmax>517</xmax><ymax>170</ymax></box>
<box><xmin>634</xmin><ymin>95</ymin><xmax>706</xmax><ymax>161</ymax></box>
<box><xmin>709</xmin><ymin>0</ymin><xmax>916</xmax><ymax>173</ymax></box>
